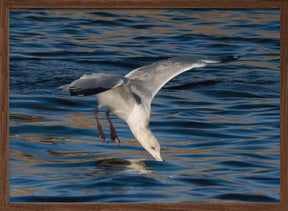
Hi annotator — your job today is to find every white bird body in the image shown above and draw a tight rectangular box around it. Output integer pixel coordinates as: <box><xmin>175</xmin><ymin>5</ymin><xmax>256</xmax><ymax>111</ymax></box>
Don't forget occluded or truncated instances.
<box><xmin>66</xmin><ymin>55</ymin><xmax>240</xmax><ymax>161</ymax></box>
<box><xmin>95</xmin><ymin>83</ymin><xmax>161</xmax><ymax>160</ymax></box>
<box><xmin>96</xmin><ymin>84</ymin><xmax>137</xmax><ymax>122</ymax></box>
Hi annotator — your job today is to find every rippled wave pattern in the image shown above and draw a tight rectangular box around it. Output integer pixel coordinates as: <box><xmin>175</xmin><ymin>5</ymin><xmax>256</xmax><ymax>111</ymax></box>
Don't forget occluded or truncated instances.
<box><xmin>9</xmin><ymin>9</ymin><xmax>280</xmax><ymax>203</ymax></box>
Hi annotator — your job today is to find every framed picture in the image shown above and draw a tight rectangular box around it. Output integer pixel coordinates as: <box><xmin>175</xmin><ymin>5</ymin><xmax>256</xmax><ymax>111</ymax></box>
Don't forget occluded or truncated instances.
<box><xmin>1</xmin><ymin>0</ymin><xmax>287</xmax><ymax>210</ymax></box>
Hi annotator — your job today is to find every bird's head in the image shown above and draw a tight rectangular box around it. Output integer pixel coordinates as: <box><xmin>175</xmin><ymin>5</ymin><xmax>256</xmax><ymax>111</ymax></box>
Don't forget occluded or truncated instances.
<box><xmin>140</xmin><ymin>133</ymin><xmax>163</xmax><ymax>162</ymax></box>
<box><xmin>129</xmin><ymin>123</ymin><xmax>163</xmax><ymax>161</ymax></box>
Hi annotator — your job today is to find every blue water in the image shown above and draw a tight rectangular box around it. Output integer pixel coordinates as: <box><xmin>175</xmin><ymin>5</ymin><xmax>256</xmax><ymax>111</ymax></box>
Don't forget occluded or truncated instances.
<box><xmin>9</xmin><ymin>9</ymin><xmax>280</xmax><ymax>203</ymax></box>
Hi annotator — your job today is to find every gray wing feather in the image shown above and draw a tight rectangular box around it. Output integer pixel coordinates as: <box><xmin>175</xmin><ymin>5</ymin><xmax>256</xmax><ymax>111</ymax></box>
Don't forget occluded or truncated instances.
<box><xmin>126</xmin><ymin>55</ymin><xmax>240</xmax><ymax>105</ymax></box>
<box><xmin>68</xmin><ymin>73</ymin><xmax>130</xmax><ymax>96</ymax></box>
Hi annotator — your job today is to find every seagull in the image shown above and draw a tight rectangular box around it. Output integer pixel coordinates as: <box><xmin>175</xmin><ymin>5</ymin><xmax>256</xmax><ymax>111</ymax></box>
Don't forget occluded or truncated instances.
<box><xmin>65</xmin><ymin>55</ymin><xmax>240</xmax><ymax>161</ymax></box>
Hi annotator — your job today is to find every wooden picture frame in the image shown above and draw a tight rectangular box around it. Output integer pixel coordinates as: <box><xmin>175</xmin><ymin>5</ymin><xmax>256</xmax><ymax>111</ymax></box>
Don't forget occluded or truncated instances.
<box><xmin>1</xmin><ymin>0</ymin><xmax>287</xmax><ymax>210</ymax></box>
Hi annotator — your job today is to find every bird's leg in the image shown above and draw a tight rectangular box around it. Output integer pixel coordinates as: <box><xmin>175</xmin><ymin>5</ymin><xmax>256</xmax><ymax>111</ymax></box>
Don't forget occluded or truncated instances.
<box><xmin>93</xmin><ymin>108</ymin><xmax>107</xmax><ymax>143</ymax></box>
<box><xmin>105</xmin><ymin>110</ymin><xmax>120</xmax><ymax>146</ymax></box>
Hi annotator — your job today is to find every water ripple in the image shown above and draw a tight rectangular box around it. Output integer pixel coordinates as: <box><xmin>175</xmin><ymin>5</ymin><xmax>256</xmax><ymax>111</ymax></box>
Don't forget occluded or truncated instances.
<box><xmin>9</xmin><ymin>9</ymin><xmax>279</xmax><ymax>203</ymax></box>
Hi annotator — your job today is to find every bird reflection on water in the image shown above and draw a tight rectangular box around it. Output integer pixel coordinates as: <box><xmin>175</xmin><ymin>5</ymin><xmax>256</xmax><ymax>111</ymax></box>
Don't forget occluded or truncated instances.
<box><xmin>93</xmin><ymin>158</ymin><xmax>152</xmax><ymax>175</ymax></box>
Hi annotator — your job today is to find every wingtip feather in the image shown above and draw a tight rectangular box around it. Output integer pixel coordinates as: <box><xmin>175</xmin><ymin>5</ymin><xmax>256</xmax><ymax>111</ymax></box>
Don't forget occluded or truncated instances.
<box><xmin>220</xmin><ymin>55</ymin><xmax>241</xmax><ymax>62</ymax></box>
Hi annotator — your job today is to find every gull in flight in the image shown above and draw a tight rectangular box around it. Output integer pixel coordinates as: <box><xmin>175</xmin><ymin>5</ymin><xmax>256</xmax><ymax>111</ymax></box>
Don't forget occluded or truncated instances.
<box><xmin>66</xmin><ymin>55</ymin><xmax>240</xmax><ymax>161</ymax></box>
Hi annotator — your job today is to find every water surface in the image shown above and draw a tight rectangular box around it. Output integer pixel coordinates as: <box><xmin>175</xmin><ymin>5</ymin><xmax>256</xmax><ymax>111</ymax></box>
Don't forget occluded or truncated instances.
<box><xmin>9</xmin><ymin>9</ymin><xmax>280</xmax><ymax>203</ymax></box>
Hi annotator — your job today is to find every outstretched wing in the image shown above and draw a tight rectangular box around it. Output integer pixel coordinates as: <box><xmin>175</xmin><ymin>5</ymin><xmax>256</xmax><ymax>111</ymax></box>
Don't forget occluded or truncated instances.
<box><xmin>126</xmin><ymin>55</ymin><xmax>240</xmax><ymax>106</ymax></box>
<box><xmin>68</xmin><ymin>73</ymin><xmax>130</xmax><ymax>96</ymax></box>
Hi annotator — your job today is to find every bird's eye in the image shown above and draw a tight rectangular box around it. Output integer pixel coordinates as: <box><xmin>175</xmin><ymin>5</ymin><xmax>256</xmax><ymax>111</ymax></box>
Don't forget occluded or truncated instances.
<box><xmin>151</xmin><ymin>146</ymin><xmax>156</xmax><ymax>150</ymax></box>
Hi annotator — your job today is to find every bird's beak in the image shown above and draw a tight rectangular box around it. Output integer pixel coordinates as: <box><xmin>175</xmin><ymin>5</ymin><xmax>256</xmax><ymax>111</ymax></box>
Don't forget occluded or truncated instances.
<box><xmin>141</xmin><ymin>140</ymin><xmax>163</xmax><ymax>162</ymax></box>
<box><xmin>151</xmin><ymin>151</ymin><xmax>163</xmax><ymax>161</ymax></box>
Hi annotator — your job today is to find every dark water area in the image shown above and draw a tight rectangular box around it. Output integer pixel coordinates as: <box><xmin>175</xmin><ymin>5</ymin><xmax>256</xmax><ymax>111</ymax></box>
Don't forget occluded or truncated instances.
<box><xmin>9</xmin><ymin>9</ymin><xmax>280</xmax><ymax>203</ymax></box>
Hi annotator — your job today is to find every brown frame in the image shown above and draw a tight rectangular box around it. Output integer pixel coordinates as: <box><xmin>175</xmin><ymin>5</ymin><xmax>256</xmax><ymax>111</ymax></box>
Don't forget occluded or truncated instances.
<box><xmin>1</xmin><ymin>0</ymin><xmax>287</xmax><ymax>210</ymax></box>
